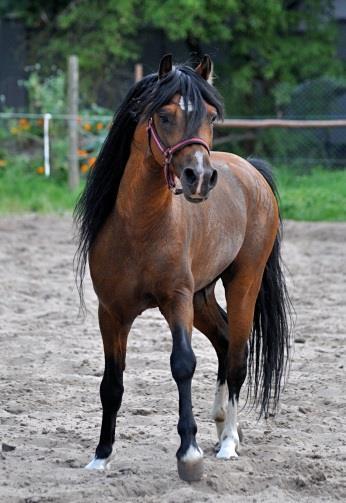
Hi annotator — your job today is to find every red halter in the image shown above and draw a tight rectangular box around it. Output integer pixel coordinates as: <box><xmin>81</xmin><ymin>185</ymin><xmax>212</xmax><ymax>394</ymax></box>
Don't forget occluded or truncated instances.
<box><xmin>147</xmin><ymin>117</ymin><xmax>210</xmax><ymax>195</ymax></box>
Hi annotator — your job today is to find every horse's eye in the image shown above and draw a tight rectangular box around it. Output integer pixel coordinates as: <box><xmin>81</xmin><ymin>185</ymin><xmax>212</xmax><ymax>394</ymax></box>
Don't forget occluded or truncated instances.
<box><xmin>209</xmin><ymin>114</ymin><xmax>217</xmax><ymax>125</ymax></box>
<box><xmin>159</xmin><ymin>114</ymin><xmax>171</xmax><ymax>124</ymax></box>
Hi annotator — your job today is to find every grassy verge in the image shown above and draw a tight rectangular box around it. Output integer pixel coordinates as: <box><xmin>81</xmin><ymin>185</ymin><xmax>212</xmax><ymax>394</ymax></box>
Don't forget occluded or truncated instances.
<box><xmin>0</xmin><ymin>162</ymin><xmax>345</xmax><ymax>220</ymax></box>
<box><xmin>0</xmin><ymin>163</ymin><xmax>81</xmax><ymax>214</ymax></box>
<box><xmin>275</xmin><ymin>167</ymin><xmax>346</xmax><ymax>221</ymax></box>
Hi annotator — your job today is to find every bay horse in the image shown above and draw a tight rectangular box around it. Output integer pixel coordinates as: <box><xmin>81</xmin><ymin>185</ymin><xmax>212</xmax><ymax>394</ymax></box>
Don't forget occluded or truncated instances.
<box><xmin>74</xmin><ymin>54</ymin><xmax>291</xmax><ymax>482</ymax></box>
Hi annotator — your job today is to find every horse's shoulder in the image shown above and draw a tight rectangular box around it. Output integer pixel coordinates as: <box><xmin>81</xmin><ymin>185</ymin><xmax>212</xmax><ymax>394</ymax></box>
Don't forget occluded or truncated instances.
<box><xmin>211</xmin><ymin>152</ymin><xmax>273</xmax><ymax>193</ymax></box>
<box><xmin>211</xmin><ymin>151</ymin><xmax>261</xmax><ymax>189</ymax></box>
<box><xmin>211</xmin><ymin>151</ymin><xmax>254</xmax><ymax>173</ymax></box>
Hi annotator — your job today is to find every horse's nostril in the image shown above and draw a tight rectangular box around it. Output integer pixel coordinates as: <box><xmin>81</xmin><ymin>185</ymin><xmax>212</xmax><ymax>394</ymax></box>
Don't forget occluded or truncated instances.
<box><xmin>209</xmin><ymin>170</ymin><xmax>218</xmax><ymax>189</ymax></box>
<box><xmin>184</xmin><ymin>168</ymin><xmax>197</xmax><ymax>185</ymax></box>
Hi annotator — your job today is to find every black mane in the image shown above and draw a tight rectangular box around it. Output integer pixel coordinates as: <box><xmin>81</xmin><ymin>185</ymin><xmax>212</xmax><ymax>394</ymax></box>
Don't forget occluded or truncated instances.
<box><xmin>74</xmin><ymin>64</ymin><xmax>224</xmax><ymax>303</ymax></box>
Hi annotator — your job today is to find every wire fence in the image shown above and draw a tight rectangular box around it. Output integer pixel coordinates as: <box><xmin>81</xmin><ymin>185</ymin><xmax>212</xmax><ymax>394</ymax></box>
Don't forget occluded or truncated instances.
<box><xmin>1</xmin><ymin>112</ymin><xmax>346</xmax><ymax>181</ymax></box>
<box><xmin>0</xmin><ymin>112</ymin><xmax>112</xmax><ymax>178</ymax></box>
<box><xmin>214</xmin><ymin>119</ymin><xmax>346</xmax><ymax>169</ymax></box>
<box><xmin>1</xmin><ymin>71</ymin><xmax>346</xmax><ymax>177</ymax></box>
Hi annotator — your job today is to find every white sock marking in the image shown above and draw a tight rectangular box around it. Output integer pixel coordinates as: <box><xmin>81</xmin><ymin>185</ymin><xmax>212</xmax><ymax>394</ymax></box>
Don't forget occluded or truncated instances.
<box><xmin>216</xmin><ymin>399</ymin><xmax>240</xmax><ymax>460</ymax></box>
<box><xmin>85</xmin><ymin>456</ymin><xmax>111</xmax><ymax>470</ymax></box>
<box><xmin>180</xmin><ymin>444</ymin><xmax>203</xmax><ymax>463</ymax></box>
<box><xmin>212</xmin><ymin>381</ymin><xmax>228</xmax><ymax>440</ymax></box>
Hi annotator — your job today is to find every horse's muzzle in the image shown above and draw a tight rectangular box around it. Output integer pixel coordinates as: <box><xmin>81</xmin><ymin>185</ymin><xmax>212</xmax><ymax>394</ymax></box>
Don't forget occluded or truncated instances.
<box><xmin>181</xmin><ymin>165</ymin><xmax>218</xmax><ymax>201</ymax></box>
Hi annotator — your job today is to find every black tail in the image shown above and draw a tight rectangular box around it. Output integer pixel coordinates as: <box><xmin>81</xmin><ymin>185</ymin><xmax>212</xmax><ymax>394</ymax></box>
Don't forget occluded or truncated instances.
<box><xmin>247</xmin><ymin>158</ymin><xmax>293</xmax><ymax>418</ymax></box>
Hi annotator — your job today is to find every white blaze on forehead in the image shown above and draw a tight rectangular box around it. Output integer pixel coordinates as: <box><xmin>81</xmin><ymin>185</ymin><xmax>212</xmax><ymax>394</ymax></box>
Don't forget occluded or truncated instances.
<box><xmin>179</xmin><ymin>96</ymin><xmax>194</xmax><ymax>112</ymax></box>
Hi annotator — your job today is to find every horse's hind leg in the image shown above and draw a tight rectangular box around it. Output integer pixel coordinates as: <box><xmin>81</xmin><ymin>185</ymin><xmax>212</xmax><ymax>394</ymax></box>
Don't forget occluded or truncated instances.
<box><xmin>216</xmin><ymin>271</ymin><xmax>262</xmax><ymax>459</ymax></box>
<box><xmin>193</xmin><ymin>284</ymin><xmax>229</xmax><ymax>444</ymax></box>
<box><xmin>86</xmin><ymin>304</ymin><xmax>133</xmax><ymax>469</ymax></box>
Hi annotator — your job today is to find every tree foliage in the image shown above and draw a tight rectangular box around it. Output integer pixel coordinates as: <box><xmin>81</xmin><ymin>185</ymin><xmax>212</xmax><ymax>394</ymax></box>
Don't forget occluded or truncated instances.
<box><xmin>1</xmin><ymin>0</ymin><xmax>343</xmax><ymax>113</ymax></box>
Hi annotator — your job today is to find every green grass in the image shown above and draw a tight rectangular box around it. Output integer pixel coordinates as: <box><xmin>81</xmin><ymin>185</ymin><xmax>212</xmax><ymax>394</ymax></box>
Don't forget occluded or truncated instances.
<box><xmin>0</xmin><ymin>164</ymin><xmax>81</xmax><ymax>214</ymax></box>
<box><xmin>275</xmin><ymin>167</ymin><xmax>346</xmax><ymax>221</ymax></box>
<box><xmin>0</xmin><ymin>161</ymin><xmax>345</xmax><ymax>220</ymax></box>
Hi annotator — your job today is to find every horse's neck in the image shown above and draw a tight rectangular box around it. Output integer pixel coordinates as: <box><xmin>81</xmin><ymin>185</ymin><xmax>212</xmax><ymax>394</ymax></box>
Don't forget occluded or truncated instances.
<box><xmin>115</xmin><ymin>148</ymin><xmax>173</xmax><ymax>232</ymax></box>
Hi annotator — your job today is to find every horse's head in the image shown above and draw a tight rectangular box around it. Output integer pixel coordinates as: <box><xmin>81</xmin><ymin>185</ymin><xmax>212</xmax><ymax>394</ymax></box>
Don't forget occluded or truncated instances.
<box><xmin>145</xmin><ymin>54</ymin><xmax>223</xmax><ymax>203</ymax></box>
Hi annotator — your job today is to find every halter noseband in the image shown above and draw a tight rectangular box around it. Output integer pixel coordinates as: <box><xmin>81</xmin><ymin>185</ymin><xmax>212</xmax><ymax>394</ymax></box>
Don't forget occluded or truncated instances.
<box><xmin>147</xmin><ymin>117</ymin><xmax>210</xmax><ymax>195</ymax></box>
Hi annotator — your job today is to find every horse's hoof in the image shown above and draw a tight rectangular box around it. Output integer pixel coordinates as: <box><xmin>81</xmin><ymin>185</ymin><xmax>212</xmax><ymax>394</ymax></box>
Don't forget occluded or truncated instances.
<box><xmin>216</xmin><ymin>436</ymin><xmax>239</xmax><ymax>460</ymax></box>
<box><xmin>85</xmin><ymin>456</ymin><xmax>111</xmax><ymax>470</ymax></box>
<box><xmin>177</xmin><ymin>457</ymin><xmax>203</xmax><ymax>482</ymax></box>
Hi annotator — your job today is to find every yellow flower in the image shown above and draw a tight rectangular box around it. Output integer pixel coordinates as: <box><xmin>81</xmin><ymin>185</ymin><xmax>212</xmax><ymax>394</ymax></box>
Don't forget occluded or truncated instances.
<box><xmin>36</xmin><ymin>166</ymin><xmax>44</xmax><ymax>174</ymax></box>
<box><xmin>78</xmin><ymin>149</ymin><xmax>88</xmax><ymax>157</ymax></box>
<box><xmin>0</xmin><ymin>159</ymin><xmax>6</xmax><ymax>167</ymax></box>
<box><xmin>83</xmin><ymin>123</ymin><xmax>92</xmax><ymax>131</ymax></box>
<box><xmin>96</xmin><ymin>122</ymin><xmax>103</xmax><ymax>130</ymax></box>
<box><xmin>19</xmin><ymin>118</ymin><xmax>30</xmax><ymax>130</ymax></box>
<box><xmin>10</xmin><ymin>127</ymin><xmax>19</xmax><ymax>135</ymax></box>
<box><xmin>81</xmin><ymin>164</ymin><xmax>89</xmax><ymax>174</ymax></box>
<box><xmin>87</xmin><ymin>156</ymin><xmax>96</xmax><ymax>167</ymax></box>
<box><xmin>19</xmin><ymin>118</ymin><xmax>29</xmax><ymax>127</ymax></box>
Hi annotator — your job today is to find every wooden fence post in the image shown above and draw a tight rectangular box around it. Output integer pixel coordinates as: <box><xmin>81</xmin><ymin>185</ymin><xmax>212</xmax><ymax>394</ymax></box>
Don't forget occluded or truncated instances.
<box><xmin>68</xmin><ymin>55</ymin><xmax>79</xmax><ymax>190</ymax></box>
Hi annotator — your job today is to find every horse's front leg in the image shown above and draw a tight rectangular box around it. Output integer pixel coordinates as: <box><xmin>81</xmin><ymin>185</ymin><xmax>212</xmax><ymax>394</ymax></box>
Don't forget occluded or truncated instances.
<box><xmin>160</xmin><ymin>288</ymin><xmax>203</xmax><ymax>482</ymax></box>
<box><xmin>86</xmin><ymin>304</ymin><xmax>133</xmax><ymax>470</ymax></box>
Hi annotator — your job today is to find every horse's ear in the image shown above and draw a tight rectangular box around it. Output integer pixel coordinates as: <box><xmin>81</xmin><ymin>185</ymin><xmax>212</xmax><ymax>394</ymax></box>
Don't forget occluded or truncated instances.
<box><xmin>195</xmin><ymin>54</ymin><xmax>213</xmax><ymax>83</ymax></box>
<box><xmin>158</xmin><ymin>54</ymin><xmax>173</xmax><ymax>79</ymax></box>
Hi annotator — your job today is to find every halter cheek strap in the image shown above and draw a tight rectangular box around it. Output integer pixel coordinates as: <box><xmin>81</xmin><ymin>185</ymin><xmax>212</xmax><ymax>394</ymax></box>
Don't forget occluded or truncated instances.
<box><xmin>147</xmin><ymin>117</ymin><xmax>210</xmax><ymax>194</ymax></box>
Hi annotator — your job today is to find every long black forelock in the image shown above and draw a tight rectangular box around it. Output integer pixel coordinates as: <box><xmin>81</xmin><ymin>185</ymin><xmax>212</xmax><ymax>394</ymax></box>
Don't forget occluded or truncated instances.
<box><xmin>138</xmin><ymin>65</ymin><xmax>224</xmax><ymax>136</ymax></box>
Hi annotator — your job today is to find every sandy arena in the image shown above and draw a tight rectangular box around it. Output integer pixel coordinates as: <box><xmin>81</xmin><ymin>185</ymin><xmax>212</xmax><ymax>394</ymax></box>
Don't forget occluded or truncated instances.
<box><xmin>0</xmin><ymin>215</ymin><xmax>345</xmax><ymax>502</ymax></box>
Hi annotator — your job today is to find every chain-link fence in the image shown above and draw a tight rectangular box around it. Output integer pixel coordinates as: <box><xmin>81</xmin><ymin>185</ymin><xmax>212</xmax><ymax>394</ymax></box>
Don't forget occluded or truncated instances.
<box><xmin>214</xmin><ymin>121</ymin><xmax>346</xmax><ymax>169</ymax></box>
<box><xmin>0</xmin><ymin>112</ymin><xmax>112</xmax><ymax>179</ymax></box>
<box><xmin>2</xmin><ymin>62</ymin><xmax>346</xmax><ymax>174</ymax></box>
<box><xmin>1</xmin><ymin>112</ymin><xmax>346</xmax><ymax>180</ymax></box>
<box><xmin>214</xmin><ymin>75</ymin><xmax>346</xmax><ymax>168</ymax></box>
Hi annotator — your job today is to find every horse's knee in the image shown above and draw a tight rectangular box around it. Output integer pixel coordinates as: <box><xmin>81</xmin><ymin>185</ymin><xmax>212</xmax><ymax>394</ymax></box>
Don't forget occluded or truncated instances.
<box><xmin>170</xmin><ymin>326</ymin><xmax>196</xmax><ymax>382</ymax></box>
<box><xmin>170</xmin><ymin>345</ymin><xmax>196</xmax><ymax>382</ymax></box>
<box><xmin>100</xmin><ymin>358</ymin><xmax>124</xmax><ymax>411</ymax></box>
<box><xmin>171</xmin><ymin>350</ymin><xmax>196</xmax><ymax>382</ymax></box>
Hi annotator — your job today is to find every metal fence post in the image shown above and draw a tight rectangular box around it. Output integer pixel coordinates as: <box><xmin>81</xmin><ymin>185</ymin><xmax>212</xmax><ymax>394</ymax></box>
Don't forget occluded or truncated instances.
<box><xmin>43</xmin><ymin>113</ymin><xmax>51</xmax><ymax>176</ymax></box>
<box><xmin>68</xmin><ymin>55</ymin><xmax>79</xmax><ymax>190</ymax></box>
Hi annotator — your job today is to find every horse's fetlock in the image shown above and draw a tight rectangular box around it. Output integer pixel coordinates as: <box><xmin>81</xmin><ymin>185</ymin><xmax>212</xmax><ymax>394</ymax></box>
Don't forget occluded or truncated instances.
<box><xmin>95</xmin><ymin>443</ymin><xmax>113</xmax><ymax>460</ymax></box>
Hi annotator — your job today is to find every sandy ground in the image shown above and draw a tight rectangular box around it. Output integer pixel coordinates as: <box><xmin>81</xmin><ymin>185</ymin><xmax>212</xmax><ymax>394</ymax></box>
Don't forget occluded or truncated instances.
<box><xmin>0</xmin><ymin>215</ymin><xmax>345</xmax><ymax>502</ymax></box>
